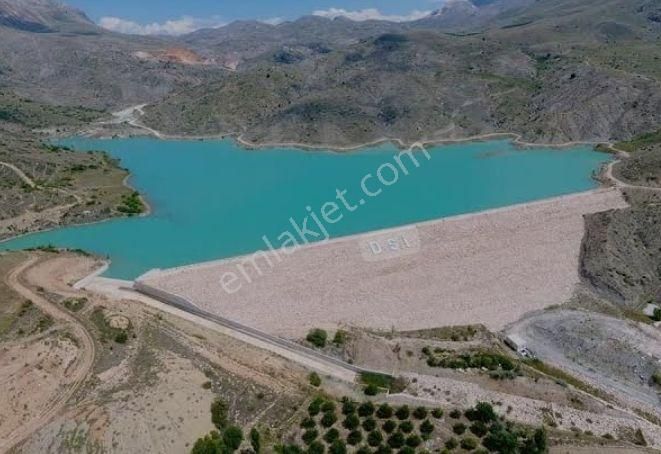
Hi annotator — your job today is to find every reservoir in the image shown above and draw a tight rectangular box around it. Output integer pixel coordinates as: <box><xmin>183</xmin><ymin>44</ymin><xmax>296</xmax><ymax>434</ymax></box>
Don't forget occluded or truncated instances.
<box><xmin>0</xmin><ymin>138</ymin><xmax>609</xmax><ymax>279</ymax></box>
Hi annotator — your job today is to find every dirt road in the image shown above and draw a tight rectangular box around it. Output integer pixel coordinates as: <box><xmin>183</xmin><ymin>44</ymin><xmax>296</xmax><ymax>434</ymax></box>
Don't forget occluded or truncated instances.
<box><xmin>0</xmin><ymin>254</ymin><xmax>96</xmax><ymax>453</ymax></box>
<box><xmin>0</xmin><ymin>161</ymin><xmax>36</xmax><ymax>188</ymax></box>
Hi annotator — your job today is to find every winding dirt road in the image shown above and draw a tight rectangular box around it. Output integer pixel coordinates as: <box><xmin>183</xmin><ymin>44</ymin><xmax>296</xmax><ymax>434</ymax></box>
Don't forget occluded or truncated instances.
<box><xmin>0</xmin><ymin>161</ymin><xmax>36</xmax><ymax>188</ymax></box>
<box><xmin>0</xmin><ymin>254</ymin><xmax>96</xmax><ymax>453</ymax></box>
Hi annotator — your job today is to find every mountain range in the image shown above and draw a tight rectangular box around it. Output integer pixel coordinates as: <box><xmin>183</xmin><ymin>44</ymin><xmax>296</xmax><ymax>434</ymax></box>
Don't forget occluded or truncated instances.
<box><xmin>1</xmin><ymin>0</ymin><xmax>660</xmax><ymax>145</ymax></box>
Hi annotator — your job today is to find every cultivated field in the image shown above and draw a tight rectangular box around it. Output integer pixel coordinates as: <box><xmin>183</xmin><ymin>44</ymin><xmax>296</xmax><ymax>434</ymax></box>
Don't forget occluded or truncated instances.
<box><xmin>137</xmin><ymin>189</ymin><xmax>627</xmax><ymax>338</ymax></box>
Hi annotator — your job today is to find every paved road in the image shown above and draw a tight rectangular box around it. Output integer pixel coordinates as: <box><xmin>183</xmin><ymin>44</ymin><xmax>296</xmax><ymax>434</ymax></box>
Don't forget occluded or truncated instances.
<box><xmin>85</xmin><ymin>276</ymin><xmax>362</xmax><ymax>383</ymax></box>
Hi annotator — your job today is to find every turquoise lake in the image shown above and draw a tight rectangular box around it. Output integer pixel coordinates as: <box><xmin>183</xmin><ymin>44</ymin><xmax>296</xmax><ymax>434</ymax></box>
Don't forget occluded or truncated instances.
<box><xmin>0</xmin><ymin>138</ymin><xmax>609</xmax><ymax>280</ymax></box>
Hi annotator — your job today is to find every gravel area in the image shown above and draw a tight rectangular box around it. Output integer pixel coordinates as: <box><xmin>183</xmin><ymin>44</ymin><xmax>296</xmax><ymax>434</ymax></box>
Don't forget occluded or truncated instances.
<box><xmin>138</xmin><ymin>189</ymin><xmax>627</xmax><ymax>338</ymax></box>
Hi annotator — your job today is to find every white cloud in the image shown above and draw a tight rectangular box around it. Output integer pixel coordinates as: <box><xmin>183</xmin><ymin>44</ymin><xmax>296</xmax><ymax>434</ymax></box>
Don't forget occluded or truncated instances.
<box><xmin>312</xmin><ymin>8</ymin><xmax>432</xmax><ymax>23</ymax></box>
<box><xmin>260</xmin><ymin>17</ymin><xmax>285</xmax><ymax>25</ymax></box>
<box><xmin>98</xmin><ymin>15</ymin><xmax>224</xmax><ymax>35</ymax></box>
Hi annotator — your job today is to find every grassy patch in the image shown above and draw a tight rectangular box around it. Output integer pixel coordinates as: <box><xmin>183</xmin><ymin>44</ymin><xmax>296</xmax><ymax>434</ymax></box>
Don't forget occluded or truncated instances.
<box><xmin>116</xmin><ymin>191</ymin><xmax>145</xmax><ymax>215</ymax></box>
<box><xmin>358</xmin><ymin>372</ymin><xmax>407</xmax><ymax>393</ymax></box>
<box><xmin>615</xmin><ymin>129</ymin><xmax>661</xmax><ymax>153</ymax></box>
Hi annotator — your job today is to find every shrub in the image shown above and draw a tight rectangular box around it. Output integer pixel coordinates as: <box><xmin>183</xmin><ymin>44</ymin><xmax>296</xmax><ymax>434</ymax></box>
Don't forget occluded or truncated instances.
<box><xmin>367</xmin><ymin>430</ymin><xmax>383</xmax><ymax>447</ymax></box>
<box><xmin>210</xmin><ymin>398</ymin><xmax>229</xmax><ymax>430</ymax></box>
<box><xmin>412</xmin><ymin>407</ymin><xmax>428</xmax><ymax>420</ymax></box>
<box><xmin>324</xmin><ymin>428</ymin><xmax>340</xmax><ymax>444</ymax></box>
<box><xmin>400</xmin><ymin>447</ymin><xmax>415</xmax><ymax>454</ymax></box>
<box><xmin>420</xmin><ymin>420</ymin><xmax>434</xmax><ymax>435</ymax></box>
<box><xmin>307</xmin><ymin>329</ymin><xmax>328</xmax><ymax>348</ymax></box>
<box><xmin>321</xmin><ymin>412</ymin><xmax>338</xmax><ymax>428</ymax></box>
<box><xmin>470</xmin><ymin>421</ymin><xmax>488</xmax><ymax>437</ymax></box>
<box><xmin>376</xmin><ymin>404</ymin><xmax>394</xmax><ymax>419</ymax></box>
<box><xmin>356</xmin><ymin>447</ymin><xmax>370</xmax><ymax>454</ymax></box>
<box><xmin>431</xmin><ymin>408</ymin><xmax>444</xmax><ymax>419</ymax></box>
<box><xmin>347</xmin><ymin>430</ymin><xmax>363</xmax><ymax>446</ymax></box>
<box><xmin>445</xmin><ymin>438</ymin><xmax>458</xmax><ymax>449</ymax></box>
<box><xmin>364</xmin><ymin>384</ymin><xmax>379</xmax><ymax>396</ymax></box>
<box><xmin>449</xmin><ymin>409</ymin><xmax>462</xmax><ymax>419</ymax></box>
<box><xmin>223</xmin><ymin>426</ymin><xmax>243</xmax><ymax>451</ymax></box>
<box><xmin>382</xmin><ymin>420</ymin><xmax>397</xmax><ymax>434</ymax></box>
<box><xmin>308</xmin><ymin>441</ymin><xmax>325</xmax><ymax>454</ymax></box>
<box><xmin>362</xmin><ymin>417</ymin><xmax>377</xmax><ymax>432</ymax></box>
<box><xmin>358</xmin><ymin>402</ymin><xmax>375</xmax><ymax>417</ymax></box>
<box><xmin>452</xmin><ymin>423</ymin><xmax>466</xmax><ymax>435</ymax></box>
<box><xmin>405</xmin><ymin>434</ymin><xmax>422</xmax><ymax>447</ymax></box>
<box><xmin>309</xmin><ymin>372</ymin><xmax>322</xmax><ymax>387</ymax></box>
<box><xmin>461</xmin><ymin>437</ymin><xmax>479</xmax><ymax>450</ymax></box>
<box><xmin>329</xmin><ymin>440</ymin><xmax>347</xmax><ymax>454</ymax></box>
<box><xmin>250</xmin><ymin>427</ymin><xmax>261</xmax><ymax>453</ymax></box>
<box><xmin>301</xmin><ymin>417</ymin><xmax>316</xmax><ymax>429</ymax></box>
<box><xmin>341</xmin><ymin>398</ymin><xmax>357</xmax><ymax>415</ymax></box>
<box><xmin>395</xmin><ymin>405</ymin><xmax>410</xmax><ymax>420</ymax></box>
<box><xmin>387</xmin><ymin>432</ymin><xmax>405</xmax><ymax>449</ymax></box>
<box><xmin>303</xmin><ymin>429</ymin><xmax>319</xmax><ymax>445</ymax></box>
<box><xmin>399</xmin><ymin>421</ymin><xmax>414</xmax><ymax>433</ymax></box>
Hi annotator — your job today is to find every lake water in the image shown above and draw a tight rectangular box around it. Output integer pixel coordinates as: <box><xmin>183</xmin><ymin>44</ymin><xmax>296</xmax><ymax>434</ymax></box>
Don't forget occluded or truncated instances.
<box><xmin>0</xmin><ymin>138</ymin><xmax>609</xmax><ymax>280</ymax></box>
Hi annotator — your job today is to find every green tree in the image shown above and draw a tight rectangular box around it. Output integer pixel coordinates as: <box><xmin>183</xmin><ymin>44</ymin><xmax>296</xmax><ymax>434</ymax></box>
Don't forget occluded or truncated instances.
<box><xmin>324</xmin><ymin>428</ymin><xmax>340</xmax><ymax>444</ymax></box>
<box><xmin>399</xmin><ymin>421</ymin><xmax>414</xmax><ymax>433</ymax></box>
<box><xmin>341</xmin><ymin>398</ymin><xmax>357</xmax><ymax>415</ymax></box>
<box><xmin>461</xmin><ymin>437</ymin><xmax>479</xmax><ymax>450</ymax></box>
<box><xmin>376</xmin><ymin>403</ymin><xmax>393</xmax><ymax>419</ymax></box>
<box><xmin>249</xmin><ymin>427</ymin><xmax>261</xmax><ymax>453</ymax></box>
<box><xmin>367</xmin><ymin>430</ymin><xmax>383</xmax><ymax>447</ymax></box>
<box><xmin>472</xmin><ymin>402</ymin><xmax>497</xmax><ymax>423</ymax></box>
<box><xmin>364</xmin><ymin>384</ymin><xmax>379</xmax><ymax>396</ymax></box>
<box><xmin>405</xmin><ymin>434</ymin><xmax>421</xmax><ymax>448</ymax></box>
<box><xmin>420</xmin><ymin>419</ymin><xmax>435</xmax><ymax>435</ymax></box>
<box><xmin>332</xmin><ymin>330</ymin><xmax>348</xmax><ymax>346</ymax></box>
<box><xmin>211</xmin><ymin>399</ymin><xmax>229</xmax><ymax>430</ymax></box>
<box><xmin>223</xmin><ymin>426</ymin><xmax>243</xmax><ymax>451</ymax></box>
<box><xmin>307</xmin><ymin>329</ymin><xmax>328</xmax><ymax>348</ymax></box>
<box><xmin>452</xmin><ymin>423</ymin><xmax>466</xmax><ymax>435</ymax></box>
<box><xmin>412</xmin><ymin>407</ymin><xmax>428</xmax><ymax>420</ymax></box>
<box><xmin>387</xmin><ymin>432</ymin><xmax>405</xmax><ymax>449</ymax></box>
<box><xmin>431</xmin><ymin>408</ymin><xmax>444</xmax><ymax>418</ymax></box>
<box><xmin>358</xmin><ymin>402</ymin><xmax>375</xmax><ymax>417</ymax></box>
<box><xmin>382</xmin><ymin>420</ymin><xmax>396</xmax><ymax>434</ymax></box>
<box><xmin>301</xmin><ymin>417</ymin><xmax>316</xmax><ymax>429</ymax></box>
<box><xmin>308</xmin><ymin>397</ymin><xmax>324</xmax><ymax>416</ymax></box>
<box><xmin>362</xmin><ymin>418</ymin><xmax>376</xmax><ymax>432</ymax></box>
<box><xmin>303</xmin><ymin>429</ymin><xmax>319</xmax><ymax>445</ymax></box>
<box><xmin>308</xmin><ymin>441</ymin><xmax>325</xmax><ymax>454</ymax></box>
<box><xmin>321</xmin><ymin>412</ymin><xmax>337</xmax><ymax>428</ymax></box>
<box><xmin>343</xmin><ymin>414</ymin><xmax>360</xmax><ymax>430</ymax></box>
<box><xmin>329</xmin><ymin>440</ymin><xmax>347</xmax><ymax>454</ymax></box>
<box><xmin>191</xmin><ymin>431</ymin><xmax>225</xmax><ymax>454</ymax></box>
<box><xmin>395</xmin><ymin>405</ymin><xmax>410</xmax><ymax>420</ymax></box>
<box><xmin>347</xmin><ymin>430</ymin><xmax>363</xmax><ymax>446</ymax></box>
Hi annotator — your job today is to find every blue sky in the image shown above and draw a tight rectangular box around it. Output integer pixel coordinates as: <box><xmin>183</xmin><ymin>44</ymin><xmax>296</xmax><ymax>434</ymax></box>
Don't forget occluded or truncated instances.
<box><xmin>67</xmin><ymin>0</ymin><xmax>446</xmax><ymax>34</ymax></box>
